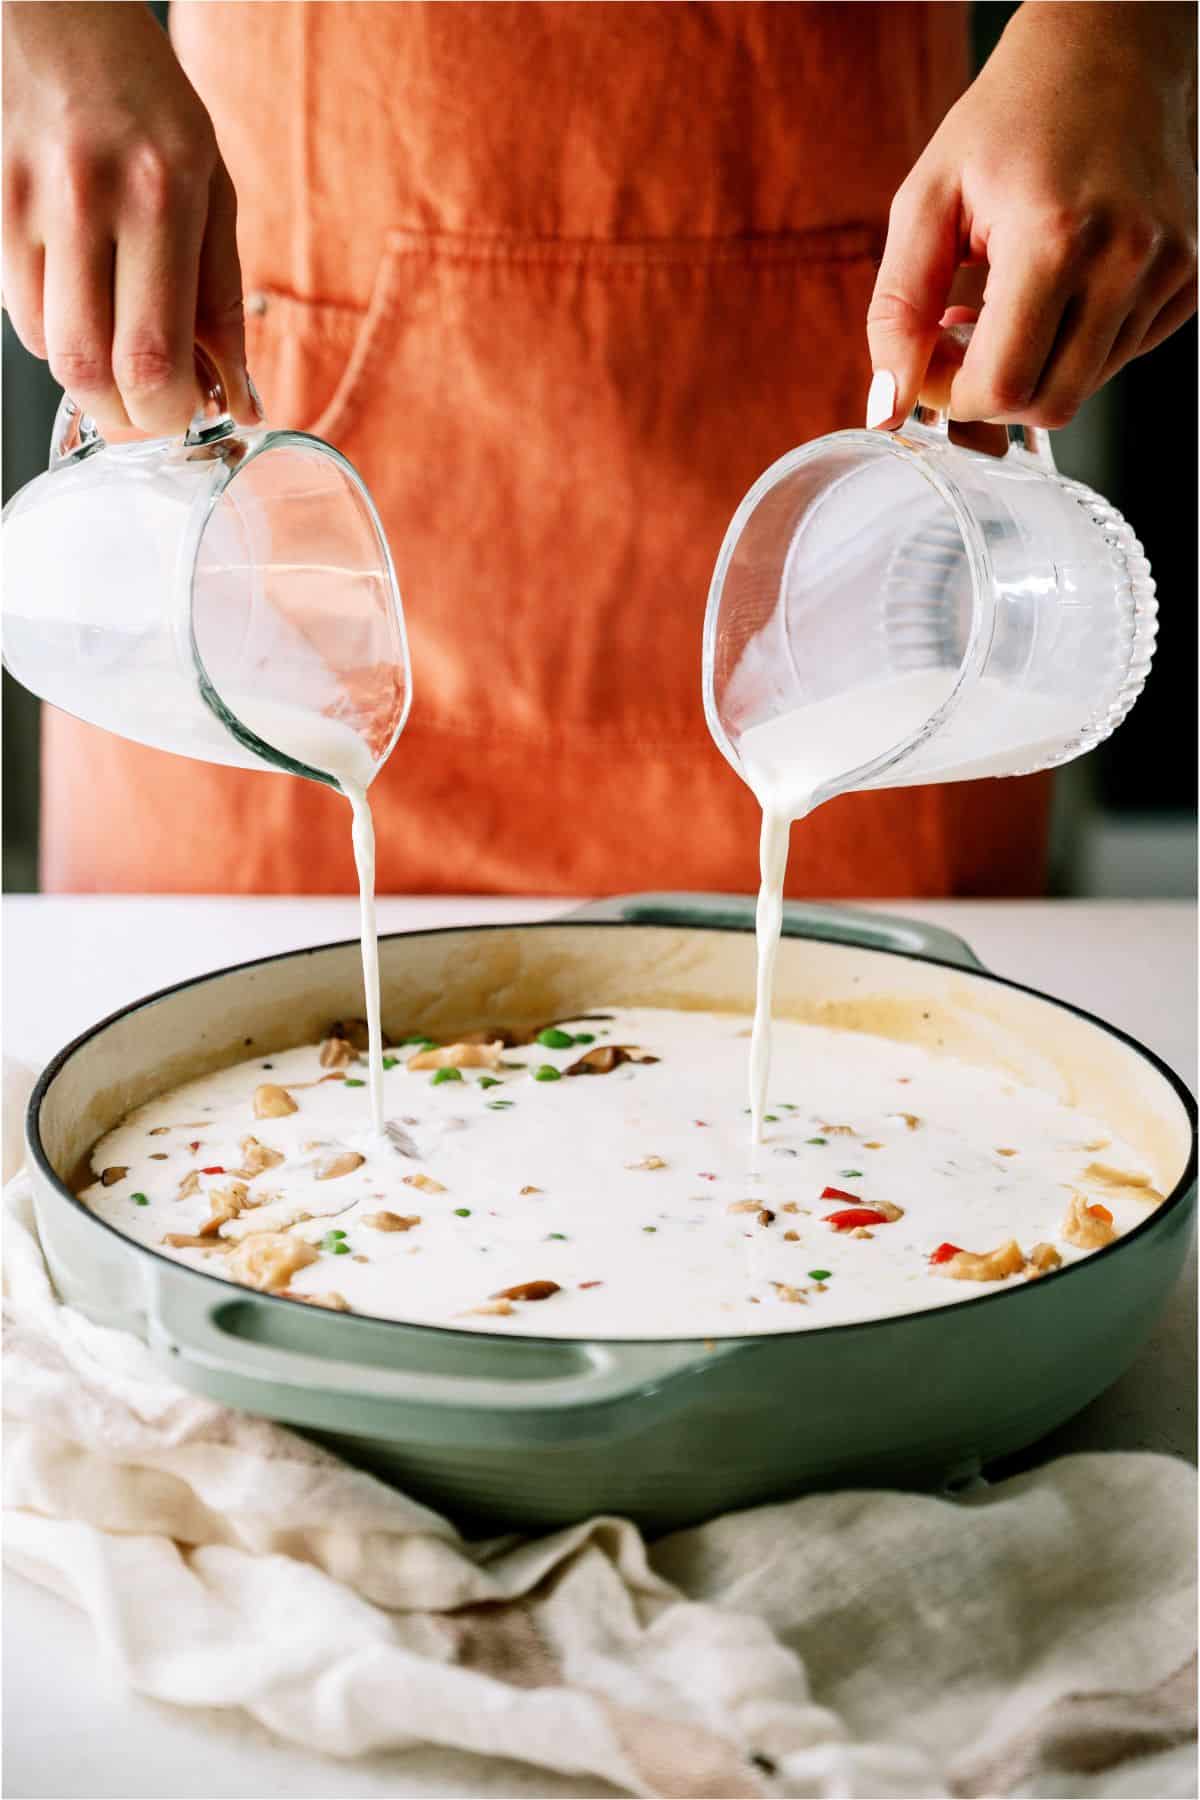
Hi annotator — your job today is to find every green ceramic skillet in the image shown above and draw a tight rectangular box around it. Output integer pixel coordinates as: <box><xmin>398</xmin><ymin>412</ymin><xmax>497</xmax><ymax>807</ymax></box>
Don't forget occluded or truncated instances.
<box><xmin>26</xmin><ymin>893</ymin><xmax>1197</xmax><ymax>1533</ymax></box>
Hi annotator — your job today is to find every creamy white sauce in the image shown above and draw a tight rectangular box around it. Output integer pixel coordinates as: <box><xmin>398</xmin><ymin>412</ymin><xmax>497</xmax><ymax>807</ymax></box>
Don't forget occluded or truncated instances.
<box><xmin>221</xmin><ymin>699</ymin><xmax>388</xmax><ymax>1143</ymax></box>
<box><xmin>83</xmin><ymin>1005</ymin><xmax>1159</xmax><ymax>1340</ymax></box>
<box><xmin>737</xmin><ymin>671</ymin><xmax>1083</xmax><ymax>1139</ymax></box>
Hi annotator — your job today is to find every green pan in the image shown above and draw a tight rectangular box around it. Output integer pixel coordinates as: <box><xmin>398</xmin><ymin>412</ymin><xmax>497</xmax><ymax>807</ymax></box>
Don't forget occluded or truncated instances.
<box><xmin>27</xmin><ymin>894</ymin><xmax>1196</xmax><ymax>1533</ymax></box>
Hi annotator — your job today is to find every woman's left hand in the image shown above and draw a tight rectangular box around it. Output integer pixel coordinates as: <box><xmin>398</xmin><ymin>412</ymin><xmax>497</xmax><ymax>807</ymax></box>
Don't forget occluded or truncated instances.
<box><xmin>866</xmin><ymin>1</ymin><xmax>1197</xmax><ymax>430</ymax></box>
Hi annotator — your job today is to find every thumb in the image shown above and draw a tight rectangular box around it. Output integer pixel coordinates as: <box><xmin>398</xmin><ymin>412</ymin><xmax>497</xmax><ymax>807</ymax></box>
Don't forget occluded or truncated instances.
<box><xmin>866</xmin><ymin>177</ymin><xmax>962</xmax><ymax>430</ymax></box>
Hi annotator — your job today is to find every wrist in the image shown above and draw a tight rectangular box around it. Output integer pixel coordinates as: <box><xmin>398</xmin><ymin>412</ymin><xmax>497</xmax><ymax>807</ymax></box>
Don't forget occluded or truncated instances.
<box><xmin>1007</xmin><ymin>2</ymin><xmax>1196</xmax><ymax>86</ymax></box>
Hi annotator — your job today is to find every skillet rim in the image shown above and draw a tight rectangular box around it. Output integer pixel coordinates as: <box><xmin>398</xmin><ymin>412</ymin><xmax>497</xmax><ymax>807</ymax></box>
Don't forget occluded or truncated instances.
<box><xmin>26</xmin><ymin>918</ymin><xmax>1199</xmax><ymax>1352</ymax></box>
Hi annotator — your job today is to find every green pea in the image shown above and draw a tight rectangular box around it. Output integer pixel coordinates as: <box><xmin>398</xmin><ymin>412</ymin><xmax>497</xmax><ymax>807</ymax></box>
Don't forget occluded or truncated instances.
<box><xmin>808</xmin><ymin>1269</ymin><xmax>831</xmax><ymax>1282</ymax></box>
<box><xmin>533</xmin><ymin>1065</ymin><xmax>562</xmax><ymax>1082</ymax></box>
<box><xmin>454</xmin><ymin>1207</ymin><xmax>471</xmax><ymax>1217</ymax></box>
<box><xmin>486</xmin><ymin>1099</ymin><xmax>515</xmax><ymax>1110</ymax></box>
<box><xmin>642</xmin><ymin>1225</ymin><xmax>657</xmax><ymax>1233</ymax></box>
<box><xmin>332</xmin><ymin>1242</ymin><xmax>351</xmax><ymax>1255</ymax></box>
<box><xmin>432</xmin><ymin>1067</ymin><xmax>463</xmax><ymax>1085</ymax></box>
<box><xmin>479</xmin><ymin>1076</ymin><xmax>502</xmax><ymax>1090</ymax></box>
<box><xmin>573</xmin><ymin>1032</ymin><xmax>595</xmax><ymax>1045</ymax></box>
<box><xmin>806</xmin><ymin>1137</ymin><xmax>828</xmax><ymax>1146</ymax></box>
<box><xmin>130</xmin><ymin>1192</ymin><xmax>149</xmax><ymax>1205</ymax></box>
<box><xmin>840</xmin><ymin>1169</ymin><xmax>863</xmax><ymax>1178</ymax></box>
<box><xmin>764</xmin><ymin>1113</ymin><xmax>779</xmax><ymax>1122</ymax></box>
<box><xmin>536</xmin><ymin>1027</ymin><xmax>575</xmax><ymax>1049</ymax></box>
<box><xmin>343</xmin><ymin>1077</ymin><xmax>365</xmax><ymax>1087</ymax></box>
<box><xmin>328</xmin><ymin>1229</ymin><xmax>346</xmax><ymax>1240</ymax></box>
<box><xmin>401</xmin><ymin>1033</ymin><xmax>436</xmax><ymax>1047</ymax></box>
<box><xmin>382</xmin><ymin>1056</ymin><xmax>398</xmax><ymax>1070</ymax></box>
<box><xmin>546</xmin><ymin>1232</ymin><xmax>568</xmax><ymax>1240</ymax></box>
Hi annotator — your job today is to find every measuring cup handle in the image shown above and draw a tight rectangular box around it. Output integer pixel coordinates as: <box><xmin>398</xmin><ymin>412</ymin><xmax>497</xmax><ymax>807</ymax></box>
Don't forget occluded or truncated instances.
<box><xmin>48</xmin><ymin>344</ymin><xmax>236</xmax><ymax>471</ymax></box>
<box><xmin>903</xmin><ymin>321</ymin><xmax>1057</xmax><ymax>473</ymax></box>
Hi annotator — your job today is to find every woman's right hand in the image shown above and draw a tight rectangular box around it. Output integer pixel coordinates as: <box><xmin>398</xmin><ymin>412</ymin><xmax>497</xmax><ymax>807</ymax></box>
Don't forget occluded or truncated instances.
<box><xmin>3</xmin><ymin>0</ymin><xmax>257</xmax><ymax>434</ymax></box>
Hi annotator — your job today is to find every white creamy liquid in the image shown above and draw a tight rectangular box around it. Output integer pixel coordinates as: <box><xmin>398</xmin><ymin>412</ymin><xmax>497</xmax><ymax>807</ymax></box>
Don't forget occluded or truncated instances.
<box><xmin>206</xmin><ymin>691</ymin><xmax>388</xmax><ymax>1143</ymax></box>
<box><xmin>84</xmin><ymin>1004</ymin><xmax>1162</xmax><ymax>1339</ymax></box>
<box><xmin>739</xmin><ymin>671</ymin><xmax>1081</xmax><ymax>1139</ymax></box>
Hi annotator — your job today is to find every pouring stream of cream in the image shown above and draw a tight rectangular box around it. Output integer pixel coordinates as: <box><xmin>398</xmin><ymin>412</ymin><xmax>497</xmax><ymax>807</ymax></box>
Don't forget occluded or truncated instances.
<box><xmin>739</xmin><ymin>671</ymin><xmax>1086</xmax><ymax>1141</ymax></box>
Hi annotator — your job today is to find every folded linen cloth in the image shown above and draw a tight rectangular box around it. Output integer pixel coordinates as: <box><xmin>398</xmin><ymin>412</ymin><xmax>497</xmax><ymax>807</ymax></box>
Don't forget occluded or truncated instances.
<box><xmin>4</xmin><ymin>1062</ymin><xmax>1196</xmax><ymax>1800</ymax></box>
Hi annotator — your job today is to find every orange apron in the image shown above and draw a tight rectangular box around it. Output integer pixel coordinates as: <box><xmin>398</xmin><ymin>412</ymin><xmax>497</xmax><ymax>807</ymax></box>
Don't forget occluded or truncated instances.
<box><xmin>41</xmin><ymin>1</ymin><xmax>1051</xmax><ymax>897</ymax></box>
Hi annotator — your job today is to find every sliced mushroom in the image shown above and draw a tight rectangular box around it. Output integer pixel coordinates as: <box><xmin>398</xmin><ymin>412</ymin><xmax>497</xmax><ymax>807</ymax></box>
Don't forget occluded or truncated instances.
<box><xmin>384</xmin><ymin>1121</ymin><xmax>421</xmax><ymax>1159</ymax></box>
<box><xmin>162</xmin><ymin>1233</ymin><xmax>233</xmax><ymax>1252</ymax></box>
<box><xmin>319</xmin><ymin>1035</ymin><xmax>357</xmax><ymax>1069</ymax></box>
<box><xmin>315</xmin><ymin>1150</ymin><xmax>366</xmax><ymax>1181</ymax></box>
<box><xmin>407</xmin><ymin>1041</ymin><xmax>503</xmax><ymax>1072</ymax></box>
<box><xmin>491</xmin><ymin>1280</ymin><xmax>560</xmax><ymax>1302</ymax></box>
<box><xmin>254</xmin><ymin>1083</ymin><xmax>298</xmax><ymax>1119</ymax></box>
<box><xmin>99</xmin><ymin>1166</ymin><xmax>128</xmax><ymax>1186</ymax></box>
<box><xmin>564</xmin><ymin>1044</ymin><xmax>659</xmax><ymax>1075</ymax></box>
<box><xmin>403</xmin><ymin>1172</ymin><xmax>445</xmax><ymax>1194</ymax></box>
<box><xmin>362</xmin><ymin>1211</ymin><xmax>421</xmax><ymax>1232</ymax></box>
<box><xmin>626</xmin><ymin>1155</ymin><xmax>667</xmax><ymax>1171</ymax></box>
<box><xmin>1026</xmin><ymin>1242</ymin><xmax>1063</xmax><ymax>1278</ymax></box>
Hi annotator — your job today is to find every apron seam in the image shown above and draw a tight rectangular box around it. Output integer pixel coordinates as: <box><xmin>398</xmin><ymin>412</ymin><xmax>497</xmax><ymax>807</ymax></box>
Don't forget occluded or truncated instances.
<box><xmin>251</xmin><ymin>221</ymin><xmax>887</xmax><ymax>315</ymax></box>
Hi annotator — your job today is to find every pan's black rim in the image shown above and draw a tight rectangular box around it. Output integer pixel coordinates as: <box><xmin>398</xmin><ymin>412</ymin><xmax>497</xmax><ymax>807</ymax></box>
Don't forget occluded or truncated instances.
<box><xmin>27</xmin><ymin>916</ymin><xmax>1199</xmax><ymax>1354</ymax></box>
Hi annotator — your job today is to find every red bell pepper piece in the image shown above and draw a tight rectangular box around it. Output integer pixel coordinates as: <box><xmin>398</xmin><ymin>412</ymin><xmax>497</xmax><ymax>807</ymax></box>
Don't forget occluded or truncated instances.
<box><xmin>825</xmin><ymin>1207</ymin><xmax>888</xmax><ymax>1231</ymax></box>
<box><xmin>821</xmin><ymin>1185</ymin><xmax>860</xmax><ymax>1203</ymax></box>
<box><xmin>929</xmin><ymin>1241</ymin><xmax>963</xmax><ymax>1264</ymax></box>
<box><xmin>200</xmin><ymin>1166</ymin><xmax>225</xmax><ymax>1176</ymax></box>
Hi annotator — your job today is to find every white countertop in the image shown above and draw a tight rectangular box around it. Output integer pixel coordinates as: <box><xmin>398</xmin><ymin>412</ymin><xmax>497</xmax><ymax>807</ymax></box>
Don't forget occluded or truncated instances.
<box><xmin>4</xmin><ymin>895</ymin><xmax>1196</xmax><ymax>1800</ymax></box>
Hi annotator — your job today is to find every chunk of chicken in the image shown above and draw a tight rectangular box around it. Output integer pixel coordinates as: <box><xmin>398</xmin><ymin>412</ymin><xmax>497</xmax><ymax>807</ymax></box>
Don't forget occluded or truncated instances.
<box><xmin>226</xmin><ymin>1232</ymin><xmax>319</xmax><ymax>1292</ymax></box>
<box><xmin>1062</xmin><ymin>1192</ymin><xmax>1117</xmax><ymax>1251</ymax></box>
<box><xmin>938</xmin><ymin>1239</ymin><xmax>1026</xmax><ymax>1282</ymax></box>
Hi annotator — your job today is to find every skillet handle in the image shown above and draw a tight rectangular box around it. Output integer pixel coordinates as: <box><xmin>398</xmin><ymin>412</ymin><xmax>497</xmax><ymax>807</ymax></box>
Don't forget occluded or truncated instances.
<box><xmin>147</xmin><ymin>1271</ymin><xmax>744</xmax><ymax>1444</ymax></box>
<box><xmin>566</xmin><ymin>891</ymin><xmax>985</xmax><ymax>971</ymax></box>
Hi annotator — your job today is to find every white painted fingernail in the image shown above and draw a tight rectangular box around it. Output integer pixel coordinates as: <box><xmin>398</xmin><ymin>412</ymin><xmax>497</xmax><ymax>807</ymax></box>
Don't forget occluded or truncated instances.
<box><xmin>866</xmin><ymin>369</ymin><xmax>898</xmax><ymax>430</ymax></box>
<box><xmin>247</xmin><ymin>371</ymin><xmax>265</xmax><ymax>420</ymax></box>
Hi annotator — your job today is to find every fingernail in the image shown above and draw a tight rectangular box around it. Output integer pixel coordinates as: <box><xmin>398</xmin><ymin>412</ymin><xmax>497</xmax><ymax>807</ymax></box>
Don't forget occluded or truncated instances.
<box><xmin>866</xmin><ymin>369</ymin><xmax>898</xmax><ymax>431</ymax></box>
<box><xmin>246</xmin><ymin>371</ymin><xmax>265</xmax><ymax>420</ymax></box>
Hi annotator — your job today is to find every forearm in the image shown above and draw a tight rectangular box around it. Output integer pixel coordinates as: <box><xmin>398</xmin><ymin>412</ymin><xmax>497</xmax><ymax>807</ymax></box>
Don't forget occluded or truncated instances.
<box><xmin>1006</xmin><ymin>3</ymin><xmax>1196</xmax><ymax>112</ymax></box>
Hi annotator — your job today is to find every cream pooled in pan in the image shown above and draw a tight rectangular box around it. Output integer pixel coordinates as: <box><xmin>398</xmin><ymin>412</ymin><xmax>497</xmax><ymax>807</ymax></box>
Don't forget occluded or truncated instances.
<box><xmin>82</xmin><ymin>1005</ymin><xmax>1163</xmax><ymax>1339</ymax></box>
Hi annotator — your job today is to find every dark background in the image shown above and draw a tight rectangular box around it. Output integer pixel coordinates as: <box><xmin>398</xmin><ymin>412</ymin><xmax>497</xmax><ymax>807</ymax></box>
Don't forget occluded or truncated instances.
<box><xmin>3</xmin><ymin>1</ymin><xmax>1195</xmax><ymax>893</ymax></box>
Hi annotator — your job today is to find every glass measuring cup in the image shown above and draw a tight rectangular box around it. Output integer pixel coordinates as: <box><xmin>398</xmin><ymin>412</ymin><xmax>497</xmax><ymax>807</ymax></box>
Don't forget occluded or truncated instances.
<box><xmin>2</xmin><ymin>352</ymin><xmax>410</xmax><ymax>791</ymax></box>
<box><xmin>702</xmin><ymin>379</ymin><xmax>1157</xmax><ymax>818</ymax></box>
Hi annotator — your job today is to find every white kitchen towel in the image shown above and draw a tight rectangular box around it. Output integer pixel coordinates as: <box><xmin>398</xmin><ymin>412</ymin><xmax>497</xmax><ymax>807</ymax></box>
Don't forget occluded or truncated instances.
<box><xmin>4</xmin><ymin>1059</ymin><xmax>1196</xmax><ymax>1800</ymax></box>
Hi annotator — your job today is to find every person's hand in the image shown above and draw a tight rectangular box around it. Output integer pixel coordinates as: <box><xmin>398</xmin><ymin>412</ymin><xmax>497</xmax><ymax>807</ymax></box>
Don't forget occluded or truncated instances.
<box><xmin>866</xmin><ymin>1</ymin><xmax>1197</xmax><ymax>430</ymax></box>
<box><xmin>3</xmin><ymin>0</ymin><xmax>257</xmax><ymax>434</ymax></box>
